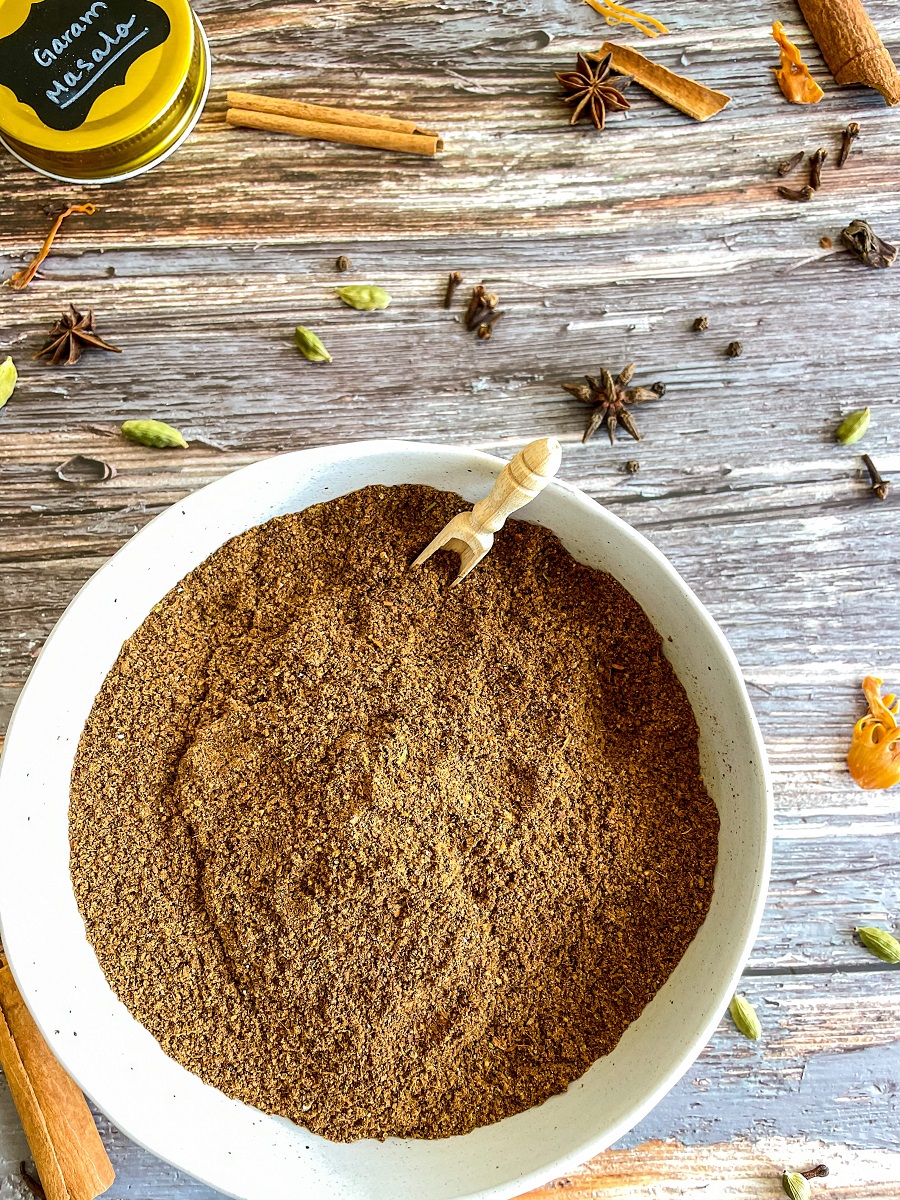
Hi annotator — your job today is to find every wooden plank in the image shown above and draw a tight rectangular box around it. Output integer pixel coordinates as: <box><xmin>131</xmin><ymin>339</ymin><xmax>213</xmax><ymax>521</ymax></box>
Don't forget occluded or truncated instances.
<box><xmin>0</xmin><ymin>4</ymin><xmax>897</xmax><ymax>242</ymax></box>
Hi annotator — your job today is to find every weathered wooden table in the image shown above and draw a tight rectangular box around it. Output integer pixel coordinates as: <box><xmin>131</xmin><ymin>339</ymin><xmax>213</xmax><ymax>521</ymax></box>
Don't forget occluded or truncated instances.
<box><xmin>2</xmin><ymin>0</ymin><xmax>899</xmax><ymax>1195</ymax></box>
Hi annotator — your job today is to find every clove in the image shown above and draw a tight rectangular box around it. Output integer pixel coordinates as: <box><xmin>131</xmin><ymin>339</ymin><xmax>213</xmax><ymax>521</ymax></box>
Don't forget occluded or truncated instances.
<box><xmin>809</xmin><ymin>147</ymin><xmax>827</xmax><ymax>191</ymax></box>
<box><xmin>837</xmin><ymin>122</ymin><xmax>859</xmax><ymax>168</ymax></box>
<box><xmin>444</xmin><ymin>271</ymin><xmax>463</xmax><ymax>308</ymax></box>
<box><xmin>777</xmin><ymin>150</ymin><xmax>805</xmax><ymax>177</ymax></box>
<box><xmin>778</xmin><ymin>185</ymin><xmax>815</xmax><ymax>202</ymax></box>
<box><xmin>861</xmin><ymin>454</ymin><xmax>890</xmax><ymax>501</ymax></box>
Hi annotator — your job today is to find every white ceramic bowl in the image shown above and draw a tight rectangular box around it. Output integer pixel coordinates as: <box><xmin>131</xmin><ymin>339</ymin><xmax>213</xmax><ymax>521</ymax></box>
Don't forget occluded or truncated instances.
<box><xmin>0</xmin><ymin>440</ymin><xmax>771</xmax><ymax>1200</ymax></box>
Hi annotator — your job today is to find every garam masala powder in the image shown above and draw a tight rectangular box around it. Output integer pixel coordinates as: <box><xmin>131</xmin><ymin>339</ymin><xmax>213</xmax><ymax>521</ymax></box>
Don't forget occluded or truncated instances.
<box><xmin>70</xmin><ymin>483</ymin><xmax>719</xmax><ymax>1141</ymax></box>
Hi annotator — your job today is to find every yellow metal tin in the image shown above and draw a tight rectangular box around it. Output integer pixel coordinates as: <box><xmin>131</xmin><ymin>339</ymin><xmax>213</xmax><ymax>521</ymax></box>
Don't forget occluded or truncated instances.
<box><xmin>0</xmin><ymin>0</ymin><xmax>209</xmax><ymax>182</ymax></box>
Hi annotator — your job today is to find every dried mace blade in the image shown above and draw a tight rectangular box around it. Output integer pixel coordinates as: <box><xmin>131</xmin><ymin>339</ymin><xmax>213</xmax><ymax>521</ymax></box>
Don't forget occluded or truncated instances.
<box><xmin>6</xmin><ymin>203</ymin><xmax>97</xmax><ymax>291</ymax></box>
<box><xmin>35</xmin><ymin>306</ymin><xmax>121</xmax><ymax>366</ymax></box>
<box><xmin>556</xmin><ymin>52</ymin><xmax>632</xmax><ymax>129</ymax></box>
<box><xmin>841</xmin><ymin>219</ymin><xmax>898</xmax><ymax>269</ymax></box>
<box><xmin>563</xmin><ymin>363</ymin><xmax>665</xmax><ymax>443</ymax></box>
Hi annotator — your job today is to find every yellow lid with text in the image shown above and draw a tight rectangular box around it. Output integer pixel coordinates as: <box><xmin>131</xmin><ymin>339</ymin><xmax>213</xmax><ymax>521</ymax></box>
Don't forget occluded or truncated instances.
<box><xmin>0</xmin><ymin>0</ymin><xmax>207</xmax><ymax>179</ymax></box>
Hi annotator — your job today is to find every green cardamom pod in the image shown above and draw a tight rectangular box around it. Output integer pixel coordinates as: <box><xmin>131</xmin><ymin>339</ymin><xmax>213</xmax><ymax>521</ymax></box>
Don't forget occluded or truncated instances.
<box><xmin>0</xmin><ymin>355</ymin><xmax>17</xmax><ymax>409</ymax></box>
<box><xmin>835</xmin><ymin>406</ymin><xmax>870</xmax><ymax>445</ymax></box>
<box><xmin>782</xmin><ymin>1172</ymin><xmax>811</xmax><ymax>1200</ymax></box>
<box><xmin>121</xmin><ymin>419</ymin><xmax>188</xmax><ymax>449</ymax></box>
<box><xmin>856</xmin><ymin>925</ymin><xmax>900</xmax><ymax>963</ymax></box>
<box><xmin>336</xmin><ymin>284</ymin><xmax>391</xmax><ymax>311</ymax></box>
<box><xmin>728</xmin><ymin>993</ymin><xmax>761</xmax><ymax>1040</ymax></box>
<box><xmin>294</xmin><ymin>326</ymin><xmax>332</xmax><ymax>362</ymax></box>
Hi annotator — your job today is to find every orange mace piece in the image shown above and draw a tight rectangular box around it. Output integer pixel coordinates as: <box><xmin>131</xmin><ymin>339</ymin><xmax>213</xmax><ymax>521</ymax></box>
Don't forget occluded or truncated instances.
<box><xmin>772</xmin><ymin>21</ymin><xmax>825</xmax><ymax>104</ymax></box>
<box><xmin>847</xmin><ymin>676</ymin><xmax>900</xmax><ymax>790</ymax></box>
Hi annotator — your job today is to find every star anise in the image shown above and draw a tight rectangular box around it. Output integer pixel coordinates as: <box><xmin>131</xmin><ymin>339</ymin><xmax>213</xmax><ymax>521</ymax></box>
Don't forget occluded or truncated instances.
<box><xmin>563</xmin><ymin>364</ymin><xmax>665</xmax><ymax>443</ymax></box>
<box><xmin>34</xmin><ymin>305</ymin><xmax>121</xmax><ymax>366</ymax></box>
<box><xmin>556</xmin><ymin>52</ymin><xmax>632</xmax><ymax>130</ymax></box>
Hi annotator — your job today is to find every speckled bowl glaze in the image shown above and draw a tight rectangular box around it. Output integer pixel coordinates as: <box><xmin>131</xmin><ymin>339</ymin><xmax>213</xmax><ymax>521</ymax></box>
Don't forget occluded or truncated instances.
<box><xmin>0</xmin><ymin>440</ymin><xmax>772</xmax><ymax>1200</ymax></box>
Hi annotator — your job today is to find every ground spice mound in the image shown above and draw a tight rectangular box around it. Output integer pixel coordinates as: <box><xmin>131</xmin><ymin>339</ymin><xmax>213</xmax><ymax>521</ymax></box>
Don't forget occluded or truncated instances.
<box><xmin>70</xmin><ymin>483</ymin><xmax>719</xmax><ymax>1142</ymax></box>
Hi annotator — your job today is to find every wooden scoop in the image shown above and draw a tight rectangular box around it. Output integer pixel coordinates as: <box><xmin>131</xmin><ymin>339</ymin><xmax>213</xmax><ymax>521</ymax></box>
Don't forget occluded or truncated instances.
<box><xmin>412</xmin><ymin>437</ymin><xmax>562</xmax><ymax>583</ymax></box>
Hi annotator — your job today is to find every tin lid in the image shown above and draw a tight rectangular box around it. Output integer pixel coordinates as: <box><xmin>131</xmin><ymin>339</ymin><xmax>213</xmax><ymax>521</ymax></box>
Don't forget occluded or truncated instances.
<box><xmin>0</xmin><ymin>0</ymin><xmax>195</xmax><ymax>154</ymax></box>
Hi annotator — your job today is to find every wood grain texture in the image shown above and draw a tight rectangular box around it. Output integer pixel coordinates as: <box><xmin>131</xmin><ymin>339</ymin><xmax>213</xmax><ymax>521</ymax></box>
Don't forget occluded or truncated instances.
<box><xmin>2</xmin><ymin>0</ymin><xmax>900</xmax><ymax>1196</ymax></box>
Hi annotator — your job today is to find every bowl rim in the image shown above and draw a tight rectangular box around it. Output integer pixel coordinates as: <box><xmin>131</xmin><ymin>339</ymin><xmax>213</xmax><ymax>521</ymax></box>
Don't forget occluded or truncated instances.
<box><xmin>0</xmin><ymin>438</ymin><xmax>773</xmax><ymax>1200</ymax></box>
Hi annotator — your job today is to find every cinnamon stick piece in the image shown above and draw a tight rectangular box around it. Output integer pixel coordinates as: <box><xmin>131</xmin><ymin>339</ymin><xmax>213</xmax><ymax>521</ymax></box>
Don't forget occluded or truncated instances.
<box><xmin>226</xmin><ymin>92</ymin><xmax>439</xmax><ymax>137</ymax></box>
<box><xmin>0</xmin><ymin>955</ymin><xmax>114</xmax><ymax>1200</ymax></box>
<box><xmin>797</xmin><ymin>0</ymin><xmax>900</xmax><ymax>106</ymax></box>
<box><xmin>227</xmin><ymin>108</ymin><xmax>443</xmax><ymax>157</ymax></box>
<box><xmin>596</xmin><ymin>41</ymin><xmax>732</xmax><ymax>120</ymax></box>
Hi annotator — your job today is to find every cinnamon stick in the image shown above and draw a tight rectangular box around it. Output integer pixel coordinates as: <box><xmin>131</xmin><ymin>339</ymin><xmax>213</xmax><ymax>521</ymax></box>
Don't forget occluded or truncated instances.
<box><xmin>0</xmin><ymin>955</ymin><xmax>114</xmax><ymax>1200</ymax></box>
<box><xmin>226</xmin><ymin>92</ymin><xmax>438</xmax><ymax>137</ymax></box>
<box><xmin>597</xmin><ymin>41</ymin><xmax>732</xmax><ymax>120</ymax></box>
<box><xmin>797</xmin><ymin>0</ymin><xmax>900</xmax><ymax>105</ymax></box>
<box><xmin>226</xmin><ymin>108</ymin><xmax>443</xmax><ymax>156</ymax></box>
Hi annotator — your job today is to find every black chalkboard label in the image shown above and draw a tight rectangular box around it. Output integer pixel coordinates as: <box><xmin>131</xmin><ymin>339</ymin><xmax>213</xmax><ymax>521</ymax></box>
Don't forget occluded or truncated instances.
<box><xmin>0</xmin><ymin>0</ymin><xmax>171</xmax><ymax>132</ymax></box>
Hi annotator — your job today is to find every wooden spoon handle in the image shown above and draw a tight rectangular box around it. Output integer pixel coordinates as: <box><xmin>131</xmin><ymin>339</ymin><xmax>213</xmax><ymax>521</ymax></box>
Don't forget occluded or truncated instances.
<box><xmin>469</xmin><ymin>438</ymin><xmax>562</xmax><ymax>535</ymax></box>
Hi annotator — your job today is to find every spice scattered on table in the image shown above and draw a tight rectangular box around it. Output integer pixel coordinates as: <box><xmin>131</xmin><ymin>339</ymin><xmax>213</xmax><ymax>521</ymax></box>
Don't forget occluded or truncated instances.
<box><xmin>778</xmin><ymin>185</ymin><xmax>814</xmax><ymax>203</ymax></box>
<box><xmin>581</xmin><ymin>0</ymin><xmax>668</xmax><ymax>38</ymax></box>
<box><xmin>796</xmin><ymin>0</ymin><xmax>900</xmax><ymax>105</ymax></box>
<box><xmin>861</xmin><ymin>454</ymin><xmax>890</xmax><ymax>500</ymax></box>
<box><xmin>691</xmin><ymin>316</ymin><xmax>709</xmax><ymax>332</ymax></box>
<box><xmin>777</xmin><ymin>150</ymin><xmax>806</xmax><ymax>177</ymax></box>
<box><xmin>782</xmin><ymin>1171</ymin><xmax>812</xmax><ymax>1200</ymax></box>
<box><xmin>337</xmin><ymin>284</ymin><xmax>392</xmax><ymax>311</ymax></box>
<box><xmin>834</xmin><ymin>406</ymin><xmax>870</xmax><ymax>445</ymax></box>
<box><xmin>226</xmin><ymin>92</ymin><xmax>443</xmax><ymax>156</ymax></box>
<box><xmin>808</xmin><ymin>147</ymin><xmax>828</xmax><ymax>190</ymax></box>
<box><xmin>5</xmin><ymin>204</ymin><xmax>97</xmax><ymax>291</ymax></box>
<box><xmin>463</xmin><ymin>284</ymin><xmax>504</xmax><ymax>339</ymax></box>
<box><xmin>798</xmin><ymin>1166</ymin><xmax>830</xmax><ymax>1181</ymax></box>
<box><xmin>444</xmin><ymin>271</ymin><xmax>463</xmax><ymax>308</ymax></box>
<box><xmin>725</xmin><ymin>341</ymin><xmax>743</xmax><ymax>358</ymax></box>
<box><xmin>34</xmin><ymin>307</ymin><xmax>120</xmax><ymax>367</ymax></box>
<box><xmin>563</xmin><ymin>364</ymin><xmax>665</xmax><ymax>444</ymax></box>
<box><xmin>0</xmin><ymin>356</ymin><xmax>17</xmax><ymax>409</ymax></box>
<box><xmin>820</xmin><ymin>236</ymin><xmax>833</xmax><ymax>249</ymax></box>
<box><xmin>847</xmin><ymin>676</ymin><xmax>900</xmax><ymax>790</ymax></box>
<box><xmin>295</xmin><ymin>326</ymin><xmax>332</xmax><ymax>363</ymax></box>
<box><xmin>556</xmin><ymin>52</ymin><xmax>632</xmax><ymax>130</ymax></box>
<box><xmin>837</xmin><ymin>121</ymin><xmax>860</xmax><ymax>167</ymax></box>
<box><xmin>841</xmin><ymin>219</ymin><xmax>897</xmax><ymax>269</ymax></box>
<box><xmin>729</xmin><ymin>993</ymin><xmax>761</xmax><ymax>1040</ymax></box>
<box><xmin>476</xmin><ymin>311</ymin><xmax>504</xmax><ymax>340</ymax></box>
<box><xmin>624</xmin><ymin>459</ymin><xmax>640</xmax><ymax>473</ymax></box>
<box><xmin>771</xmin><ymin>22</ymin><xmax>824</xmax><ymax>105</ymax></box>
<box><xmin>121</xmin><ymin>419</ymin><xmax>188</xmax><ymax>449</ymax></box>
<box><xmin>55</xmin><ymin>456</ymin><xmax>117</xmax><ymax>484</ymax></box>
<box><xmin>855</xmin><ymin>925</ymin><xmax>900</xmax><ymax>963</ymax></box>
<box><xmin>69</xmin><ymin>483</ymin><xmax>719</xmax><ymax>1141</ymax></box>
<box><xmin>596</xmin><ymin>42</ymin><xmax>731</xmax><ymax>120</ymax></box>
<box><xmin>335</xmin><ymin>255</ymin><xmax>352</xmax><ymax>272</ymax></box>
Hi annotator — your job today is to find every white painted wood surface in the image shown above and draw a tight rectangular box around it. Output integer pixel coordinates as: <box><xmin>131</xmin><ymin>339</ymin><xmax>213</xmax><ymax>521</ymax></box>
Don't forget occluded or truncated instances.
<box><xmin>2</xmin><ymin>0</ymin><xmax>900</xmax><ymax>1194</ymax></box>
